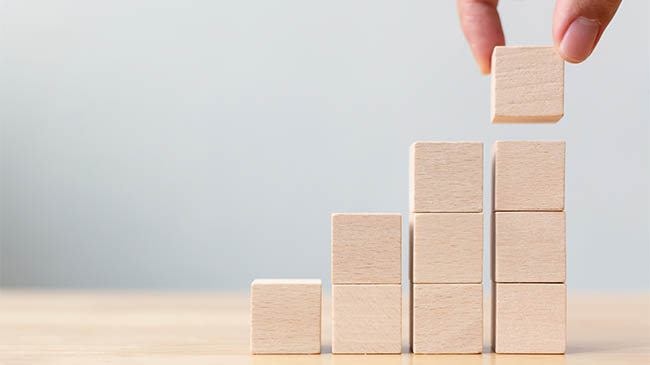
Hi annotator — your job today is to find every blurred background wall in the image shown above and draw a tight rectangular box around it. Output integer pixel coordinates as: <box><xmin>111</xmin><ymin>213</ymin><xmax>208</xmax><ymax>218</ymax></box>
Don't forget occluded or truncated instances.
<box><xmin>1</xmin><ymin>1</ymin><xmax>648</xmax><ymax>290</ymax></box>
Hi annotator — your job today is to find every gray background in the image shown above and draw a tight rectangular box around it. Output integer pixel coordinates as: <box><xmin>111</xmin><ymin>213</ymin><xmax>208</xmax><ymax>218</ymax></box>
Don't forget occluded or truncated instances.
<box><xmin>1</xmin><ymin>1</ymin><xmax>648</xmax><ymax>291</ymax></box>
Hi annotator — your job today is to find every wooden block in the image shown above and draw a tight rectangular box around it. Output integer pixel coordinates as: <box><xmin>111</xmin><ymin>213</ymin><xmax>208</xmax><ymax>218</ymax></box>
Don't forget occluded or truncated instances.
<box><xmin>491</xmin><ymin>46</ymin><xmax>564</xmax><ymax>123</ymax></box>
<box><xmin>409</xmin><ymin>142</ymin><xmax>483</xmax><ymax>213</ymax></box>
<box><xmin>331</xmin><ymin>214</ymin><xmax>401</xmax><ymax>284</ymax></box>
<box><xmin>494</xmin><ymin>141</ymin><xmax>565</xmax><ymax>211</ymax></box>
<box><xmin>494</xmin><ymin>212</ymin><xmax>566</xmax><ymax>283</ymax></box>
<box><xmin>250</xmin><ymin>279</ymin><xmax>321</xmax><ymax>354</ymax></box>
<box><xmin>493</xmin><ymin>283</ymin><xmax>566</xmax><ymax>354</ymax></box>
<box><xmin>411</xmin><ymin>213</ymin><xmax>483</xmax><ymax>284</ymax></box>
<box><xmin>332</xmin><ymin>284</ymin><xmax>401</xmax><ymax>354</ymax></box>
<box><xmin>411</xmin><ymin>284</ymin><xmax>482</xmax><ymax>354</ymax></box>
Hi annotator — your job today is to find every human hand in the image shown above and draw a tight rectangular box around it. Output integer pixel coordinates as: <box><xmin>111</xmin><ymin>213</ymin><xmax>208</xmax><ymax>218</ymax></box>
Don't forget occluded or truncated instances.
<box><xmin>457</xmin><ymin>0</ymin><xmax>622</xmax><ymax>74</ymax></box>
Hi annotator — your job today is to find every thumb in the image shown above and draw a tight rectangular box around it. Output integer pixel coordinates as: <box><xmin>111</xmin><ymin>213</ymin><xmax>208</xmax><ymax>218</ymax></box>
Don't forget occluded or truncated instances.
<box><xmin>553</xmin><ymin>0</ymin><xmax>622</xmax><ymax>63</ymax></box>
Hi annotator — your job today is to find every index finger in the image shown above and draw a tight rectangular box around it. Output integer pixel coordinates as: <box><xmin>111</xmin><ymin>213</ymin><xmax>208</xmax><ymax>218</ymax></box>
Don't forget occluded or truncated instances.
<box><xmin>457</xmin><ymin>0</ymin><xmax>506</xmax><ymax>74</ymax></box>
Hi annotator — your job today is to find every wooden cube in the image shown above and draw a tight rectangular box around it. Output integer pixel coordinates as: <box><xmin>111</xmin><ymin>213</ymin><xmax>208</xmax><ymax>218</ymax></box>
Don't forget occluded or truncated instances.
<box><xmin>494</xmin><ymin>212</ymin><xmax>566</xmax><ymax>283</ymax></box>
<box><xmin>491</xmin><ymin>46</ymin><xmax>564</xmax><ymax>123</ymax></box>
<box><xmin>411</xmin><ymin>213</ymin><xmax>483</xmax><ymax>283</ymax></box>
<box><xmin>331</xmin><ymin>214</ymin><xmax>401</xmax><ymax>284</ymax></box>
<box><xmin>493</xmin><ymin>283</ymin><xmax>566</xmax><ymax>354</ymax></box>
<box><xmin>332</xmin><ymin>284</ymin><xmax>401</xmax><ymax>354</ymax></box>
<box><xmin>409</xmin><ymin>142</ymin><xmax>483</xmax><ymax>213</ymax></box>
<box><xmin>494</xmin><ymin>141</ymin><xmax>565</xmax><ymax>211</ymax></box>
<box><xmin>411</xmin><ymin>284</ymin><xmax>482</xmax><ymax>354</ymax></box>
<box><xmin>250</xmin><ymin>279</ymin><xmax>321</xmax><ymax>354</ymax></box>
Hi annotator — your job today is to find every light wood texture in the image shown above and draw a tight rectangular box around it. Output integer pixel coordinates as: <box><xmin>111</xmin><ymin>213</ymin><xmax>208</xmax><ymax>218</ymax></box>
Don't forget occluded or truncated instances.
<box><xmin>0</xmin><ymin>291</ymin><xmax>647</xmax><ymax>363</ymax></box>
<box><xmin>411</xmin><ymin>213</ymin><xmax>483</xmax><ymax>283</ymax></box>
<box><xmin>411</xmin><ymin>284</ymin><xmax>483</xmax><ymax>354</ymax></box>
<box><xmin>409</xmin><ymin>142</ymin><xmax>483</xmax><ymax>213</ymax></box>
<box><xmin>332</xmin><ymin>284</ymin><xmax>401</xmax><ymax>354</ymax></box>
<box><xmin>491</xmin><ymin>46</ymin><xmax>564</xmax><ymax>123</ymax></box>
<box><xmin>493</xmin><ymin>283</ymin><xmax>567</xmax><ymax>354</ymax></box>
<box><xmin>250</xmin><ymin>279</ymin><xmax>321</xmax><ymax>354</ymax></box>
<box><xmin>494</xmin><ymin>212</ymin><xmax>566</xmax><ymax>283</ymax></box>
<box><xmin>494</xmin><ymin>141</ymin><xmax>566</xmax><ymax>212</ymax></box>
<box><xmin>331</xmin><ymin>214</ymin><xmax>401</xmax><ymax>284</ymax></box>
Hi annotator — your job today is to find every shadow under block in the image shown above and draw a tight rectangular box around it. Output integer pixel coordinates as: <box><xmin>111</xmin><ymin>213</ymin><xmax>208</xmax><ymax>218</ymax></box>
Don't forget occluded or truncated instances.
<box><xmin>411</xmin><ymin>213</ymin><xmax>483</xmax><ymax>283</ymax></box>
<box><xmin>331</xmin><ymin>213</ymin><xmax>401</xmax><ymax>284</ymax></box>
<box><xmin>491</xmin><ymin>46</ymin><xmax>564</xmax><ymax>123</ymax></box>
<box><xmin>332</xmin><ymin>284</ymin><xmax>401</xmax><ymax>354</ymax></box>
<box><xmin>409</xmin><ymin>142</ymin><xmax>483</xmax><ymax>213</ymax></box>
<box><xmin>493</xmin><ymin>283</ymin><xmax>566</xmax><ymax>354</ymax></box>
<box><xmin>411</xmin><ymin>284</ymin><xmax>482</xmax><ymax>354</ymax></box>
<box><xmin>494</xmin><ymin>141</ymin><xmax>565</xmax><ymax>211</ymax></box>
<box><xmin>494</xmin><ymin>212</ymin><xmax>566</xmax><ymax>283</ymax></box>
<box><xmin>250</xmin><ymin>279</ymin><xmax>321</xmax><ymax>354</ymax></box>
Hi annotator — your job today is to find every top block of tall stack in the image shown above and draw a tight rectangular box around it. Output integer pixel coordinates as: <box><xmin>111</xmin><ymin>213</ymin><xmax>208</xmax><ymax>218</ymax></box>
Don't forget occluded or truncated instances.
<box><xmin>410</xmin><ymin>142</ymin><xmax>483</xmax><ymax>213</ymax></box>
<box><xmin>491</xmin><ymin>46</ymin><xmax>564</xmax><ymax>123</ymax></box>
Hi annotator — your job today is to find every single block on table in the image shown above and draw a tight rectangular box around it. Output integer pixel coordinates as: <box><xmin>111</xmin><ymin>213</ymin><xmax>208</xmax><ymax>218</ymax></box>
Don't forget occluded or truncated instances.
<box><xmin>494</xmin><ymin>212</ymin><xmax>566</xmax><ymax>283</ymax></box>
<box><xmin>332</xmin><ymin>284</ymin><xmax>401</xmax><ymax>354</ymax></box>
<box><xmin>409</xmin><ymin>142</ymin><xmax>483</xmax><ymax>213</ymax></box>
<box><xmin>493</xmin><ymin>283</ymin><xmax>566</xmax><ymax>354</ymax></box>
<box><xmin>331</xmin><ymin>213</ymin><xmax>401</xmax><ymax>284</ymax></box>
<box><xmin>250</xmin><ymin>279</ymin><xmax>321</xmax><ymax>354</ymax></box>
<box><xmin>411</xmin><ymin>283</ymin><xmax>483</xmax><ymax>354</ymax></box>
<box><xmin>411</xmin><ymin>213</ymin><xmax>483</xmax><ymax>283</ymax></box>
<box><xmin>494</xmin><ymin>141</ymin><xmax>565</xmax><ymax>211</ymax></box>
<box><xmin>491</xmin><ymin>46</ymin><xmax>564</xmax><ymax>123</ymax></box>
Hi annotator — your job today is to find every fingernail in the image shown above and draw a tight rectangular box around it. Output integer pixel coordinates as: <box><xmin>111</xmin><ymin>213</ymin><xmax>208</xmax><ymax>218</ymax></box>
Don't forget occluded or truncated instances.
<box><xmin>560</xmin><ymin>17</ymin><xmax>600</xmax><ymax>63</ymax></box>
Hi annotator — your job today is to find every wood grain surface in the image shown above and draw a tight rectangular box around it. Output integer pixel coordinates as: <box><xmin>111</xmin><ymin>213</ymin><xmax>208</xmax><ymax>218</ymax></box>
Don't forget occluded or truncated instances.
<box><xmin>494</xmin><ymin>212</ymin><xmax>566</xmax><ymax>283</ymax></box>
<box><xmin>491</xmin><ymin>46</ymin><xmax>564</xmax><ymax>123</ymax></box>
<box><xmin>250</xmin><ymin>279</ymin><xmax>321</xmax><ymax>354</ymax></box>
<box><xmin>411</xmin><ymin>213</ymin><xmax>483</xmax><ymax>284</ymax></box>
<box><xmin>493</xmin><ymin>283</ymin><xmax>566</xmax><ymax>354</ymax></box>
<box><xmin>332</xmin><ymin>284</ymin><xmax>402</xmax><ymax>354</ymax></box>
<box><xmin>0</xmin><ymin>290</ymin><xmax>647</xmax><ymax>364</ymax></box>
<box><xmin>494</xmin><ymin>141</ymin><xmax>566</xmax><ymax>212</ymax></box>
<box><xmin>331</xmin><ymin>214</ymin><xmax>401</xmax><ymax>284</ymax></box>
<box><xmin>409</xmin><ymin>142</ymin><xmax>483</xmax><ymax>213</ymax></box>
<box><xmin>411</xmin><ymin>284</ymin><xmax>482</xmax><ymax>354</ymax></box>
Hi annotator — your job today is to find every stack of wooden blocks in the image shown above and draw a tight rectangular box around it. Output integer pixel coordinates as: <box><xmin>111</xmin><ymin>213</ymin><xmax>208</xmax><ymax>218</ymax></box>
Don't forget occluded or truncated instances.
<box><xmin>250</xmin><ymin>44</ymin><xmax>568</xmax><ymax>356</ymax></box>
<box><xmin>331</xmin><ymin>213</ymin><xmax>402</xmax><ymax>354</ymax></box>
<box><xmin>409</xmin><ymin>142</ymin><xmax>484</xmax><ymax>354</ymax></box>
<box><xmin>491</xmin><ymin>141</ymin><xmax>567</xmax><ymax>354</ymax></box>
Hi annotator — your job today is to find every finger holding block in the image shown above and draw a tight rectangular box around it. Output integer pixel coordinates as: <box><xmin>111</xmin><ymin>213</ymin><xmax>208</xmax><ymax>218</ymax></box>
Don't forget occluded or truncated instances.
<box><xmin>332</xmin><ymin>284</ymin><xmax>402</xmax><ymax>354</ymax></box>
<box><xmin>411</xmin><ymin>284</ymin><xmax>483</xmax><ymax>354</ymax></box>
<box><xmin>250</xmin><ymin>279</ymin><xmax>321</xmax><ymax>354</ymax></box>
<box><xmin>491</xmin><ymin>46</ymin><xmax>564</xmax><ymax>123</ymax></box>
<box><xmin>331</xmin><ymin>214</ymin><xmax>401</xmax><ymax>284</ymax></box>
<box><xmin>494</xmin><ymin>141</ymin><xmax>566</xmax><ymax>212</ymax></box>
<box><xmin>493</xmin><ymin>283</ymin><xmax>566</xmax><ymax>354</ymax></box>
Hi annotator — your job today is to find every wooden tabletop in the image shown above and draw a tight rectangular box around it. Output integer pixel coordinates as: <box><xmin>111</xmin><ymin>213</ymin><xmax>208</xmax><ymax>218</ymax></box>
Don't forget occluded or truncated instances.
<box><xmin>0</xmin><ymin>290</ymin><xmax>647</xmax><ymax>364</ymax></box>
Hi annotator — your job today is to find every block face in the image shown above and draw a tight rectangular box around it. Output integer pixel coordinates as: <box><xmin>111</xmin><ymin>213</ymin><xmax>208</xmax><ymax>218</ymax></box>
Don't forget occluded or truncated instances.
<box><xmin>495</xmin><ymin>212</ymin><xmax>566</xmax><ymax>283</ymax></box>
<box><xmin>494</xmin><ymin>283</ymin><xmax>566</xmax><ymax>354</ymax></box>
<box><xmin>250</xmin><ymin>279</ymin><xmax>321</xmax><ymax>354</ymax></box>
<box><xmin>491</xmin><ymin>46</ymin><xmax>564</xmax><ymax>123</ymax></box>
<box><xmin>412</xmin><ymin>213</ymin><xmax>483</xmax><ymax>283</ymax></box>
<box><xmin>332</xmin><ymin>284</ymin><xmax>401</xmax><ymax>354</ymax></box>
<box><xmin>409</xmin><ymin>142</ymin><xmax>483</xmax><ymax>213</ymax></box>
<box><xmin>331</xmin><ymin>214</ymin><xmax>401</xmax><ymax>284</ymax></box>
<box><xmin>412</xmin><ymin>284</ymin><xmax>482</xmax><ymax>354</ymax></box>
<box><xmin>494</xmin><ymin>141</ymin><xmax>565</xmax><ymax>211</ymax></box>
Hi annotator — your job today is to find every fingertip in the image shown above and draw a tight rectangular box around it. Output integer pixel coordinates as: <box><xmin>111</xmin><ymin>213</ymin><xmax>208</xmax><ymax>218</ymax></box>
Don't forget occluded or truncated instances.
<box><xmin>457</xmin><ymin>0</ymin><xmax>504</xmax><ymax>75</ymax></box>
<box><xmin>558</xmin><ymin>16</ymin><xmax>600</xmax><ymax>63</ymax></box>
<box><xmin>479</xmin><ymin>61</ymin><xmax>491</xmax><ymax>75</ymax></box>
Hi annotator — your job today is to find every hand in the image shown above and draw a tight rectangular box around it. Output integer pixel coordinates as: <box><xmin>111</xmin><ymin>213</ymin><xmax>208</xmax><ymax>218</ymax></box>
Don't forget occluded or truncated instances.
<box><xmin>457</xmin><ymin>0</ymin><xmax>622</xmax><ymax>74</ymax></box>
